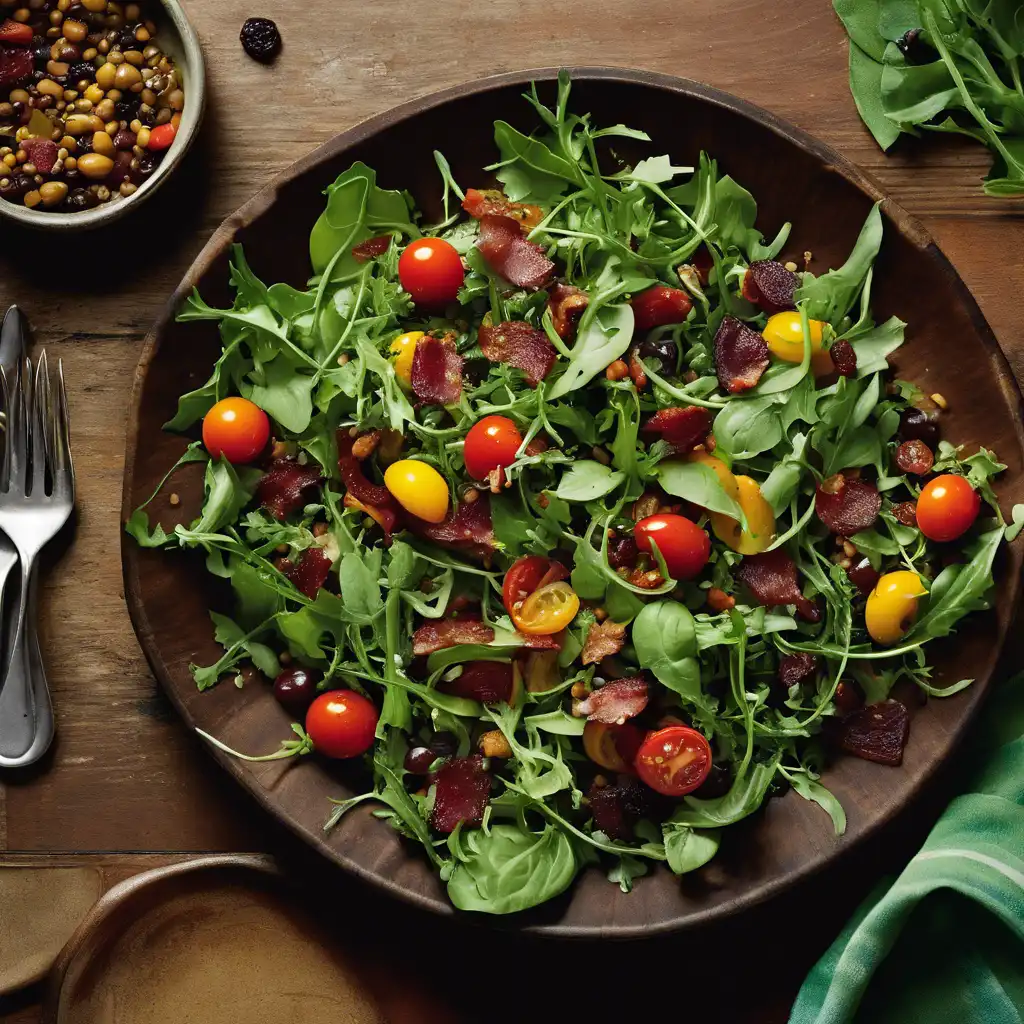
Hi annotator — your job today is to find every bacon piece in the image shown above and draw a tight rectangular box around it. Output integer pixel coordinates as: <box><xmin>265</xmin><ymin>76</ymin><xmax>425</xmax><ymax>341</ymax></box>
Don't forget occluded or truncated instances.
<box><xmin>778</xmin><ymin>653</ymin><xmax>819</xmax><ymax>689</ymax></box>
<box><xmin>846</xmin><ymin>555</ymin><xmax>880</xmax><ymax>596</ymax></box>
<box><xmin>0</xmin><ymin>46</ymin><xmax>33</xmax><ymax>88</ymax></box>
<box><xmin>581</xmin><ymin>620</ymin><xmax>627</xmax><ymax>666</ymax></box>
<box><xmin>815</xmin><ymin>474</ymin><xmax>882</xmax><ymax>535</ymax></box>
<box><xmin>336</xmin><ymin>431</ymin><xmax>392</xmax><ymax>509</ymax></box>
<box><xmin>736</xmin><ymin>548</ymin><xmax>821</xmax><ymax>622</ymax></box>
<box><xmin>412</xmin><ymin>617</ymin><xmax>494</xmax><ymax>657</ymax></box>
<box><xmin>741</xmin><ymin>260</ymin><xmax>798</xmax><ymax>314</ymax></box>
<box><xmin>892</xmin><ymin>501</ymin><xmax>918</xmax><ymax>528</ymax></box>
<box><xmin>257</xmin><ymin>459</ymin><xmax>323</xmax><ymax>521</ymax></box>
<box><xmin>894</xmin><ymin>440</ymin><xmax>934</xmax><ymax>476</ymax></box>
<box><xmin>642</xmin><ymin>406</ymin><xmax>712</xmax><ymax>454</ymax></box>
<box><xmin>829</xmin><ymin>339</ymin><xmax>857</xmax><ymax>378</ymax></box>
<box><xmin>410</xmin><ymin>335</ymin><xmax>463</xmax><ymax>405</ymax></box>
<box><xmin>406</xmin><ymin>495</ymin><xmax>495</xmax><ymax>562</ymax></box>
<box><xmin>574</xmin><ymin>676</ymin><xmax>649</xmax><ymax>725</ymax></box>
<box><xmin>20</xmin><ymin>138</ymin><xmax>58</xmax><ymax>175</ymax></box>
<box><xmin>519</xmin><ymin>632</ymin><xmax>562</xmax><ymax>651</ymax></box>
<box><xmin>587</xmin><ymin>775</ymin><xmax>663</xmax><ymax>840</ymax></box>
<box><xmin>477</xmin><ymin>318</ymin><xmax>556</xmax><ymax>387</ymax></box>
<box><xmin>547</xmin><ymin>283</ymin><xmax>588</xmax><ymax>340</ymax></box>
<box><xmin>839</xmin><ymin>700</ymin><xmax>910</xmax><ymax>766</ymax></box>
<box><xmin>632</xmin><ymin>285</ymin><xmax>693</xmax><ymax>331</ymax></box>
<box><xmin>429</xmin><ymin>755</ymin><xmax>491</xmax><ymax>832</ymax></box>
<box><xmin>714</xmin><ymin>315</ymin><xmax>770</xmax><ymax>394</ymax></box>
<box><xmin>351</xmin><ymin>235</ymin><xmax>391</xmax><ymax>263</ymax></box>
<box><xmin>463</xmin><ymin>188</ymin><xmax>542</xmax><ymax>230</ymax></box>
<box><xmin>343</xmin><ymin>493</ymin><xmax>398</xmax><ymax>536</ymax></box>
<box><xmin>476</xmin><ymin>214</ymin><xmax>554</xmax><ymax>289</ymax></box>
<box><xmin>439</xmin><ymin>660</ymin><xmax>514</xmax><ymax>704</ymax></box>
<box><xmin>286</xmin><ymin>547</ymin><xmax>333</xmax><ymax>600</ymax></box>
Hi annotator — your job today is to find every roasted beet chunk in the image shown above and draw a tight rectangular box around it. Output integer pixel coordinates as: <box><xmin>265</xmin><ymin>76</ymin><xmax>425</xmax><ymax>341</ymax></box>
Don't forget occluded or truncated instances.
<box><xmin>429</xmin><ymin>755</ymin><xmax>491</xmax><ymax>832</ymax></box>
<box><xmin>815</xmin><ymin>473</ymin><xmax>882</xmax><ymax>535</ymax></box>
<box><xmin>741</xmin><ymin>260</ymin><xmax>798</xmax><ymax>314</ymax></box>
<box><xmin>285</xmin><ymin>547</ymin><xmax>332</xmax><ymax>599</ymax></box>
<box><xmin>351</xmin><ymin>235</ymin><xmax>392</xmax><ymax>262</ymax></box>
<box><xmin>846</xmin><ymin>555</ymin><xmax>880</xmax><ymax>596</ymax></box>
<box><xmin>587</xmin><ymin>775</ymin><xmax>663</xmax><ymax>840</ymax></box>
<box><xmin>829</xmin><ymin>339</ymin><xmax>857</xmax><ymax>378</ymax></box>
<box><xmin>410</xmin><ymin>334</ymin><xmax>463</xmax><ymax>405</ymax></box>
<box><xmin>438</xmin><ymin>660</ymin><xmax>514</xmax><ymax>704</ymax></box>
<box><xmin>778</xmin><ymin>653</ymin><xmax>819</xmax><ymax>689</ymax></box>
<box><xmin>839</xmin><ymin>700</ymin><xmax>910</xmax><ymax>766</ymax></box>
<box><xmin>258</xmin><ymin>459</ymin><xmax>323</xmax><ymax>520</ymax></box>
<box><xmin>642</xmin><ymin>405</ymin><xmax>712</xmax><ymax>454</ymax></box>
<box><xmin>714</xmin><ymin>315</ymin><xmax>770</xmax><ymax>394</ymax></box>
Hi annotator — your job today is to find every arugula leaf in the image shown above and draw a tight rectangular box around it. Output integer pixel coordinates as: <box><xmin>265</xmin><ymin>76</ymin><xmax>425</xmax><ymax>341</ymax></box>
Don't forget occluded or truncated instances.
<box><xmin>663</xmin><ymin>826</ymin><xmax>721</xmax><ymax>874</ymax></box>
<box><xmin>555</xmin><ymin>461</ymin><xmax>625</xmax><ymax>501</ymax></box>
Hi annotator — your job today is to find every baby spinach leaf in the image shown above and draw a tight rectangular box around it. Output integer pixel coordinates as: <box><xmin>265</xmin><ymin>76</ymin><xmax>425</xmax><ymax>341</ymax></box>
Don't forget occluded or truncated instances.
<box><xmin>555</xmin><ymin>461</ymin><xmax>625</xmax><ymax>501</ymax></box>
<box><xmin>663</xmin><ymin>826</ymin><xmax>721</xmax><ymax>874</ymax></box>
<box><xmin>241</xmin><ymin>358</ymin><xmax>315</xmax><ymax>434</ymax></box>
<box><xmin>546</xmin><ymin>303</ymin><xmax>635</xmax><ymax>399</ymax></box>
<box><xmin>849</xmin><ymin>41</ymin><xmax>903</xmax><ymax>149</ymax></box>
<box><xmin>668</xmin><ymin>756</ymin><xmax>781</xmax><ymax>828</ymax></box>
<box><xmin>633</xmin><ymin>602</ymin><xmax>703</xmax><ymax>704</ymax></box>
<box><xmin>713</xmin><ymin>394</ymin><xmax>784</xmax><ymax>458</ymax></box>
<box><xmin>659</xmin><ymin>460</ymin><xmax>746</xmax><ymax>521</ymax></box>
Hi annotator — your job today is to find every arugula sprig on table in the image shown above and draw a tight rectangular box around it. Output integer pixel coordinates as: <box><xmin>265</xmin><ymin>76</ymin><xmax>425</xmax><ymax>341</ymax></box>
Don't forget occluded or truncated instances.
<box><xmin>127</xmin><ymin>71</ymin><xmax>1010</xmax><ymax>914</ymax></box>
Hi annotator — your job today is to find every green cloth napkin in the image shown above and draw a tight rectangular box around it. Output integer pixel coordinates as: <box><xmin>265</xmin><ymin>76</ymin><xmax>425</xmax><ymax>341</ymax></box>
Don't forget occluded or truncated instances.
<box><xmin>790</xmin><ymin>677</ymin><xmax>1024</xmax><ymax>1024</ymax></box>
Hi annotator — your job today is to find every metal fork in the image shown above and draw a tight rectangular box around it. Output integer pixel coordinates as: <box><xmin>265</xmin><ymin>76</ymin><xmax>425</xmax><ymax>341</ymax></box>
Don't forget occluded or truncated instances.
<box><xmin>0</xmin><ymin>354</ymin><xmax>74</xmax><ymax>761</ymax></box>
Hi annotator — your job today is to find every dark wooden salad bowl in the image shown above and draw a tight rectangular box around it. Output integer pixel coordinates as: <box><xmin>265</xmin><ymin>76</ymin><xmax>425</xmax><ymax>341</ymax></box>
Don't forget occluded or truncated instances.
<box><xmin>121</xmin><ymin>68</ymin><xmax>1024</xmax><ymax>937</ymax></box>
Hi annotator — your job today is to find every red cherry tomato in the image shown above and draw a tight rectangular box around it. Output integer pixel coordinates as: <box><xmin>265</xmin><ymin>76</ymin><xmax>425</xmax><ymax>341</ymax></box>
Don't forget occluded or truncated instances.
<box><xmin>502</xmin><ymin>555</ymin><xmax>568</xmax><ymax>617</ymax></box>
<box><xmin>0</xmin><ymin>18</ymin><xmax>33</xmax><ymax>44</ymax></box>
<box><xmin>635</xmin><ymin>726</ymin><xmax>712</xmax><ymax>797</ymax></box>
<box><xmin>305</xmin><ymin>690</ymin><xmax>378</xmax><ymax>759</ymax></box>
<box><xmin>398</xmin><ymin>238</ymin><xmax>465</xmax><ymax>307</ymax></box>
<box><xmin>631</xmin><ymin>285</ymin><xmax>693</xmax><ymax>331</ymax></box>
<box><xmin>634</xmin><ymin>513</ymin><xmax>710</xmax><ymax>580</ymax></box>
<box><xmin>464</xmin><ymin>415</ymin><xmax>523</xmax><ymax>480</ymax></box>
<box><xmin>147</xmin><ymin>122</ymin><xmax>177</xmax><ymax>151</ymax></box>
<box><xmin>202</xmin><ymin>397</ymin><xmax>270</xmax><ymax>464</ymax></box>
<box><xmin>916</xmin><ymin>474</ymin><xmax>981</xmax><ymax>542</ymax></box>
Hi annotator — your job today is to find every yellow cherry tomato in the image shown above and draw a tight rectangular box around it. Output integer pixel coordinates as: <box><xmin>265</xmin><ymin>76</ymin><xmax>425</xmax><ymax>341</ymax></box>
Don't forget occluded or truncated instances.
<box><xmin>865</xmin><ymin>571</ymin><xmax>927</xmax><ymax>645</ymax></box>
<box><xmin>710</xmin><ymin>475</ymin><xmax>776</xmax><ymax>554</ymax></box>
<box><xmin>389</xmin><ymin>331</ymin><xmax>424</xmax><ymax>384</ymax></box>
<box><xmin>687</xmin><ymin>450</ymin><xmax>740</xmax><ymax>502</ymax></box>
<box><xmin>384</xmin><ymin>459</ymin><xmax>450</xmax><ymax>523</ymax></box>
<box><xmin>583</xmin><ymin>721</ymin><xmax>642</xmax><ymax>772</ymax></box>
<box><xmin>762</xmin><ymin>312</ymin><xmax>826</xmax><ymax>366</ymax></box>
<box><xmin>513</xmin><ymin>581</ymin><xmax>580</xmax><ymax>636</ymax></box>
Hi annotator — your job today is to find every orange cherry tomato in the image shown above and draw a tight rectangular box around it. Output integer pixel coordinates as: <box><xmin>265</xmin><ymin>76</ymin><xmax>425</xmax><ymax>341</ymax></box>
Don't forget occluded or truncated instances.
<box><xmin>512</xmin><ymin>582</ymin><xmax>580</xmax><ymax>635</ymax></box>
<box><xmin>202</xmin><ymin>397</ymin><xmax>270</xmax><ymax>464</ymax></box>
<box><xmin>635</xmin><ymin>725</ymin><xmax>712</xmax><ymax>797</ymax></box>
<box><xmin>464</xmin><ymin>415</ymin><xmax>523</xmax><ymax>480</ymax></box>
<box><xmin>398</xmin><ymin>238</ymin><xmax>464</xmax><ymax>307</ymax></box>
<box><xmin>916</xmin><ymin>474</ymin><xmax>981</xmax><ymax>542</ymax></box>
<box><xmin>147</xmin><ymin>122</ymin><xmax>177</xmax><ymax>151</ymax></box>
<box><xmin>583</xmin><ymin>721</ymin><xmax>645</xmax><ymax>772</ymax></box>
<box><xmin>634</xmin><ymin>513</ymin><xmax>710</xmax><ymax>580</ymax></box>
<box><xmin>305</xmin><ymin>690</ymin><xmax>377</xmax><ymax>759</ymax></box>
<box><xmin>502</xmin><ymin>555</ymin><xmax>568</xmax><ymax>617</ymax></box>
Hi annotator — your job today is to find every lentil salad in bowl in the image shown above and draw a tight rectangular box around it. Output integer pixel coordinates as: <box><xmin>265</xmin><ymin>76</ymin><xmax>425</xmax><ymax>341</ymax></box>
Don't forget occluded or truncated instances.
<box><xmin>123</xmin><ymin>69</ymin><xmax>1024</xmax><ymax>926</ymax></box>
<box><xmin>0</xmin><ymin>0</ymin><xmax>203</xmax><ymax>228</ymax></box>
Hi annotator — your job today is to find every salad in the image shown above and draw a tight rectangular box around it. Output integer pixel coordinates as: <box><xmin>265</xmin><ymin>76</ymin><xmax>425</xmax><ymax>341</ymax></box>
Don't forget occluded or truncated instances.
<box><xmin>128</xmin><ymin>73</ymin><xmax>1016</xmax><ymax>915</ymax></box>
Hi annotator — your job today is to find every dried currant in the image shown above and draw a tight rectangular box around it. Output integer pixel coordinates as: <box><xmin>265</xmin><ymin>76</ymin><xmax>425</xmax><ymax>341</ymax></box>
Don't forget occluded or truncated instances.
<box><xmin>894</xmin><ymin>439</ymin><xmax>934</xmax><ymax>476</ymax></box>
<box><xmin>240</xmin><ymin>16</ymin><xmax>281</xmax><ymax>62</ymax></box>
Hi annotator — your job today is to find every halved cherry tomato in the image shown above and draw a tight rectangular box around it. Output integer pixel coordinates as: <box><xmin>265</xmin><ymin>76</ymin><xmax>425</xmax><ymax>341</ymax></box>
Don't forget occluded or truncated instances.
<box><xmin>464</xmin><ymin>415</ymin><xmax>522</xmax><ymax>480</ymax></box>
<box><xmin>305</xmin><ymin>690</ymin><xmax>378</xmax><ymax>759</ymax></box>
<box><xmin>634</xmin><ymin>513</ymin><xmax>710</xmax><ymax>580</ymax></box>
<box><xmin>389</xmin><ymin>331</ymin><xmax>423</xmax><ymax>384</ymax></box>
<box><xmin>631</xmin><ymin>284</ymin><xmax>693</xmax><ymax>331</ymax></box>
<box><xmin>916</xmin><ymin>474</ymin><xmax>981</xmax><ymax>542</ymax></box>
<box><xmin>147</xmin><ymin>122</ymin><xmax>177</xmax><ymax>151</ymax></box>
<box><xmin>583</xmin><ymin>721</ymin><xmax>645</xmax><ymax>772</ymax></box>
<box><xmin>201</xmin><ymin>397</ymin><xmax>270</xmax><ymax>464</ymax></box>
<box><xmin>635</xmin><ymin>725</ymin><xmax>712</xmax><ymax>796</ymax></box>
<box><xmin>513</xmin><ymin>581</ymin><xmax>580</xmax><ymax>635</ymax></box>
<box><xmin>502</xmin><ymin>555</ymin><xmax>568</xmax><ymax>616</ymax></box>
<box><xmin>0</xmin><ymin>18</ymin><xmax>33</xmax><ymax>44</ymax></box>
<box><xmin>398</xmin><ymin>238</ymin><xmax>465</xmax><ymax>307</ymax></box>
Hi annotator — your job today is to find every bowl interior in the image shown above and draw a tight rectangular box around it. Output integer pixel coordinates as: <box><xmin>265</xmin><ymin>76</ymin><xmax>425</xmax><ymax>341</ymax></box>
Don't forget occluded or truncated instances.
<box><xmin>121</xmin><ymin>69</ymin><xmax>1024</xmax><ymax>936</ymax></box>
<box><xmin>0</xmin><ymin>0</ymin><xmax>205</xmax><ymax>231</ymax></box>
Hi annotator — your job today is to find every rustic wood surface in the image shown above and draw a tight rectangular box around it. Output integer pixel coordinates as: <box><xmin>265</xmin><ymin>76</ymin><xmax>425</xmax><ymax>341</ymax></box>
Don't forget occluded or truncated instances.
<box><xmin>1</xmin><ymin>0</ymin><xmax>1022</xmax><ymax>1020</ymax></box>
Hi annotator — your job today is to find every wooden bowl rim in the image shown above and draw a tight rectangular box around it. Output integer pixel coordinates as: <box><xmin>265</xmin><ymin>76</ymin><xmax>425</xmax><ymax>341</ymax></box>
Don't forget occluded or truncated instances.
<box><xmin>120</xmin><ymin>66</ymin><xmax>1024</xmax><ymax>938</ymax></box>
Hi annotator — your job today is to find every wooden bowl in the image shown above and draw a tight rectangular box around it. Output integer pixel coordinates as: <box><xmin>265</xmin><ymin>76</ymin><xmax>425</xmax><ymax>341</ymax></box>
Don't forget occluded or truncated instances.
<box><xmin>120</xmin><ymin>68</ymin><xmax>1024</xmax><ymax>937</ymax></box>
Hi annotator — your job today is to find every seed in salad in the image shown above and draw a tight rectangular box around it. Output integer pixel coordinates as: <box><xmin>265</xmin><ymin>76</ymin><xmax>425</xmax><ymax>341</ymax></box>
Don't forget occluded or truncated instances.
<box><xmin>239</xmin><ymin>16</ymin><xmax>281</xmax><ymax>62</ymax></box>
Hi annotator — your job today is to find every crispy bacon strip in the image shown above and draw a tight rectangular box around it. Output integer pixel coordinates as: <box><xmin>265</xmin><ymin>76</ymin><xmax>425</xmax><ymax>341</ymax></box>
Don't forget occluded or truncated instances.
<box><xmin>286</xmin><ymin>548</ymin><xmax>333</xmax><ymax>600</ymax></box>
<box><xmin>257</xmin><ymin>459</ymin><xmax>323</xmax><ymax>521</ymax></box>
<box><xmin>462</xmin><ymin>188</ymin><xmax>542</xmax><ymax>229</ymax></box>
<box><xmin>548</xmin><ymin>283</ymin><xmax>589</xmax><ymax>340</ymax></box>
<box><xmin>337</xmin><ymin>431</ymin><xmax>393</xmax><ymax>510</ymax></box>
<box><xmin>406</xmin><ymin>494</ymin><xmax>496</xmax><ymax>562</ymax></box>
<box><xmin>581</xmin><ymin>620</ymin><xmax>627</xmax><ymax>666</ymax></box>
<box><xmin>412</xmin><ymin>617</ymin><xmax>494</xmax><ymax>657</ymax></box>
<box><xmin>477</xmin><ymin>318</ymin><xmax>557</xmax><ymax>387</ymax></box>
<box><xmin>410</xmin><ymin>335</ymin><xmax>463</xmax><ymax>405</ymax></box>
<box><xmin>714</xmin><ymin>315</ymin><xmax>770</xmax><ymax>394</ymax></box>
<box><xmin>343</xmin><ymin>494</ymin><xmax>398</xmax><ymax>535</ymax></box>
<box><xmin>736</xmin><ymin>548</ymin><xmax>821</xmax><ymax>622</ymax></box>
<box><xmin>741</xmin><ymin>260</ymin><xmax>798</xmax><ymax>314</ymax></box>
<box><xmin>778</xmin><ymin>653</ymin><xmax>819</xmax><ymax>689</ymax></box>
<box><xmin>429</xmin><ymin>755</ymin><xmax>491</xmax><ymax>832</ymax></box>
<box><xmin>573</xmin><ymin>676</ymin><xmax>649</xmax><ymax>724</ymax></box>
<box><xmin>439</xmin><ymin>660</ymin><xmax>514</xmax><ymax>704</ymax></box>
<box><xmin>477</xmin><ymin>214</ymin><xmax>554</xmax><ymax>289</ymax></box>
<box><xmin>351</xmin><ymin>235</ymin><xmax>392</xmax><ymax>263</ymax></box>
<box><xmin>642</xmin><ymin>406</ymin><xmax>712</xmax><ymax>454</ymax></box>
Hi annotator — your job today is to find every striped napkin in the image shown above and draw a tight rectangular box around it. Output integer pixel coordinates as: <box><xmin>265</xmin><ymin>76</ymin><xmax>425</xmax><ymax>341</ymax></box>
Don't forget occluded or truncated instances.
<box><xmin>790</xmin><ymin>675</ymin><xmax>1024</xmax><ymax>1024</ymax></box>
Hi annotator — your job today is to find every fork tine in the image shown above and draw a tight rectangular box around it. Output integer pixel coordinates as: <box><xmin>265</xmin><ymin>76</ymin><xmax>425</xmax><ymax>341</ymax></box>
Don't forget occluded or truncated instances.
<box><xmin>31</xmin><ymin>352</ymin><xmax>48</xmax><ymax>497</ymax></box>
<box><xmin>0</xmin><ymin>366</ymin><xmax>10</xmax><ymax>494</ymax></box>
<box><xmin>6</xmin><ymin>358</ymin><xmax>29</xmax><ymax>495</ymax></box>
<box><xmin>53</xmin><ymin>358</ymin><xmax>73</xmax><ymax>499</ymax></box>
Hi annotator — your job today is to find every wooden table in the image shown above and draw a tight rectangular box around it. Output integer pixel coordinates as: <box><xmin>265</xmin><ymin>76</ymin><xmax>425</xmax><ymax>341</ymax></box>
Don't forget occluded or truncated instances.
<box><xmin>1</xmin><ymin>0</ymin><xmax>1022</xmax><ymax>1020</ymax></box>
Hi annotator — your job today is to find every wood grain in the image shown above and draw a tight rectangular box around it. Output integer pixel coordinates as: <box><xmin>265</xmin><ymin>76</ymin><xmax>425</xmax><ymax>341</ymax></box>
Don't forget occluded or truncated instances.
<box><xmin>0</xmin><ymin>0</ymin><xmax>1021</xmax><ymax>1017</ymax></box>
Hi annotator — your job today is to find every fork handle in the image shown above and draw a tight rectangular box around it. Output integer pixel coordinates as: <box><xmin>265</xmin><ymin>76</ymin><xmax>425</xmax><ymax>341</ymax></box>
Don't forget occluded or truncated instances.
<box><xmin>0</xmin><ymin>561</ymin><xmax>36</xmax><ymax>758</ymax></box>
